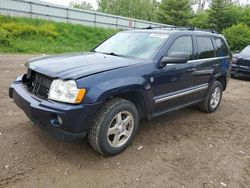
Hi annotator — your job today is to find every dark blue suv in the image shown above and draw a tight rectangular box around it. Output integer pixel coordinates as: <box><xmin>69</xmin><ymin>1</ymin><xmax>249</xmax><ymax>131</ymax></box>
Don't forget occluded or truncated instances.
<box><xmin>9</xmin><ymin>28</ymin><xmax>232</xmax><ymax>155</ymax></box>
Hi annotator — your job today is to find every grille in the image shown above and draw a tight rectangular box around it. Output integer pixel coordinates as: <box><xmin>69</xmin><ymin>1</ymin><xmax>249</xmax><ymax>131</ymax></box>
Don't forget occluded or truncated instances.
<box><xmin>237</xmin><ymin>59</ymin><xmax>250</xmax><ymax>66</ymax></box>
<box><xmin>26</xmin><ymin>71</ymin><xmax>53</xmax><ymax>99</ymax></box>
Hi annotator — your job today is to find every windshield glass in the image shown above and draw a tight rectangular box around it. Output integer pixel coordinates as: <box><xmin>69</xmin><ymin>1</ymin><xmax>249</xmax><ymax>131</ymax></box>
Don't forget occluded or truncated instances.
<box><xmin>93</xmin><ymin>32</ymin><xmax>169</xmax><ymax>60</ymax></box>
<box><xmin>241</xmin><ymin>46</ymin><xmax>250</xmax><ymax>54</ymax></box>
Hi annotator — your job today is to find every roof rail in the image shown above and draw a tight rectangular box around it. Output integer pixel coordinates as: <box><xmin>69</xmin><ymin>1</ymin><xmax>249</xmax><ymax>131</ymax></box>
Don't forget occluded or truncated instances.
<box><xmin>143</xmin><ymin>26</ymin><xmax>218</xmax><ymax>34</ymax></box>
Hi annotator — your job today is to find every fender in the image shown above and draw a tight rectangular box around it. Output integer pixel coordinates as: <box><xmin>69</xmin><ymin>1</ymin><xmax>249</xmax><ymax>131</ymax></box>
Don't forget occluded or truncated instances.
<box><xmin>78</xmin><ymin>75</ymin><xmax>154</xmax><ymax>115</ymax></box>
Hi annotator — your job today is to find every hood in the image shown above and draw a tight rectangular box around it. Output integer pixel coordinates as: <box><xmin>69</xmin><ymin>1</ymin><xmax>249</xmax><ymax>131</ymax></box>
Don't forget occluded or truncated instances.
<box><xmin>26</xmin><ymin>52</ymin><xmax>146</xmax><ymax>79</ymax></box>
<box><xmin>233</xmin><ymin>52</ymin><xmax>250</xmax><ymax>60</ymax></box>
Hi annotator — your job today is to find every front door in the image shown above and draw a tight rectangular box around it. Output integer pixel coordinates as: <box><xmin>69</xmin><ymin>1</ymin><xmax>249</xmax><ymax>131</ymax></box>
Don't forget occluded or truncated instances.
<box><xmin>152</xmin><ymin>35</ymin><xmax>208</xmax><ymax>115</ymax></box>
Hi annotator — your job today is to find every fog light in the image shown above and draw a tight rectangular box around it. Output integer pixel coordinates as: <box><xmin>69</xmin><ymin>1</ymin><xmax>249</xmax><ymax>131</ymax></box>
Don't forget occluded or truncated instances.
<box><xmin>50</xmin><ymin>114</ymin><xmax>63</xmax><ymax>127</ymax></box>
<box><xmin>57</xmin><ymin>115</ymin><xmax>63</xmax><ymax>125</ymax></box>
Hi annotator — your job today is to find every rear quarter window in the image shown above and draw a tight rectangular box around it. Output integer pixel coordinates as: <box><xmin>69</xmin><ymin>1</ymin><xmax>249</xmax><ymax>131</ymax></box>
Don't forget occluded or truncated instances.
<box><xmin>214</xmin><ymin>37</ymin><xmax>229</xmax><ymax>57</ymax></box>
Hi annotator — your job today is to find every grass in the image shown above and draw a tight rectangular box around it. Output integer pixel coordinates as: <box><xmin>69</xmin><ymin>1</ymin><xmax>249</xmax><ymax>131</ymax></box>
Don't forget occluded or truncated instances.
<box><xmin>0</xmin><ymin>15</ymin><xmax>118</xmax><ymax>54</ymax></box>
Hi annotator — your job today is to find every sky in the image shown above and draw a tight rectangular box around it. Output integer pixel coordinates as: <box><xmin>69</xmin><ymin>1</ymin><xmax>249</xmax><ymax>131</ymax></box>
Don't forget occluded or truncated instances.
<box><xmin>41</xmin><ymin>0</ymin><xmax>249</xmax><ymax>10</ymax></box>
<box><xmin>42</xmin><ymin>0</ymin><xmax>98</xmax><ymax>9</ymax></box>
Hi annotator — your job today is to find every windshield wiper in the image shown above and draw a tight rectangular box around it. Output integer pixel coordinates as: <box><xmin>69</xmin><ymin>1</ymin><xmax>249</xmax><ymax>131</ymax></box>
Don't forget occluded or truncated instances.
<box><xmin>94</xmin><ymin>51</ymin><xmax>127</xmax><ymax>58</ymax></box>
<box><xmin>107</xmin><ymin>52</ymin><xmax>119</xmax><ymax>56</ymax></box>
<box><xmin>102</xmin><ymin>52</ymin><xmax>123</xmax><ymax>57</ymax></box>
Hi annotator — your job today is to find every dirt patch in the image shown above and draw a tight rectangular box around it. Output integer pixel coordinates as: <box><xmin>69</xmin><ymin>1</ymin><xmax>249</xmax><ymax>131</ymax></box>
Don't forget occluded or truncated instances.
<box><xmin>0</xmin><ymin>54</ymin><xmax>249</xmax><ymax>188</ymax></box>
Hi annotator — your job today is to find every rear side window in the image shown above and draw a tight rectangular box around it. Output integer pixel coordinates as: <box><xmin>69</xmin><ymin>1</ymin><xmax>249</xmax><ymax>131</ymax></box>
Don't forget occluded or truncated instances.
<box><xmin>197</xmin><ymin>37</ymin><xmax>215</xmax><ymax>59</ymax></box>
<box><xmin>167</xmin><ymin>36</ymin><xmax>193</xmax><ymax>60</ymax></box>
<box><xmin>215</xmin><ymin>37</ymin><xmax>229</xmax><ymax>57</ymax></box>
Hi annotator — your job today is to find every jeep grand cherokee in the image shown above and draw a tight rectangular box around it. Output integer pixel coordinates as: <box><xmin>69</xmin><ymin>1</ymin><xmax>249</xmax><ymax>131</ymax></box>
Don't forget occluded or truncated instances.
<box><xmin>9</xmin><ymin>28</ymin><xmax>232</xmax><ymax>155</ymax></box>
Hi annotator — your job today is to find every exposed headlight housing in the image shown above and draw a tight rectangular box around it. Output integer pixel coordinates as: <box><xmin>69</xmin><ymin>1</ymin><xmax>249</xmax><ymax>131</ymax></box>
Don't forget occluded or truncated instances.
<box><xmin>48</xmin><ymin>79</ymin><xmax>86</xmax><ymax>104</ymax></box>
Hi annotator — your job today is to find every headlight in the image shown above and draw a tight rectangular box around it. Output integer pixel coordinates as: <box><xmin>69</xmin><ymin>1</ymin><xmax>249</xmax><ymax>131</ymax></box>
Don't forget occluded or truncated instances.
<box><xmin>48</xmin><ymin>79</ymin><xmax>86</xmax><ymax>104</ymax></box>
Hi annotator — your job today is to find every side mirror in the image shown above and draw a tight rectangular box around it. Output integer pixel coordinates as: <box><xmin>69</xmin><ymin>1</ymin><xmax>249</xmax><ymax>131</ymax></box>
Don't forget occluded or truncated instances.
<box><xmin>235</xmin><ymin>50</ymin><xmax>240</xmax><ymax>53</ymax></box>
<box><xmin>160</xmin><ymin>56</ymin><xmax>188</xmax><ymax>67</ymax></box>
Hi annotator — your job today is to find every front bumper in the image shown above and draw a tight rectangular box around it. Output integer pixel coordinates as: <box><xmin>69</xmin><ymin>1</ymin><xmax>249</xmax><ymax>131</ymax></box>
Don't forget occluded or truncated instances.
<box><xmin>231</xmin><ymin>64</ymin><xmax>250</xmax><ymax>78</ymax></box>
<box><xmin>9</xmin><ymin>76</ymin><xmax>102</xmax><ymax>141</ymax></box>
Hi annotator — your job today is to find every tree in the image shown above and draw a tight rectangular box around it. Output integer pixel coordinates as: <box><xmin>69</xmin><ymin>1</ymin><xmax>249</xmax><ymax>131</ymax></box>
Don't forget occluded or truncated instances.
<box><xmin>222</xmin><ymin>23</ymin><xmax>250</xmax><ymax>51</ymax></box>
<box><xmin>158</xmin><ymin>0</ymin><xmax>193</xmax><ymax>26</ymax></box>
<box><xmin>189</xmin><ymin>11</ymin><xmax>209</xmax><ymax>28</ymax></box>
<box><xmin>240</xmin><ymin>6</ymin><xmax>250</xmax><ymax>26</ymax></box>
<box><xmin>208</xmin><ymin>0</ymin><xmax>232</xmax><ymax>32</ymax></box>
<box><xmin>223</xmin><ymin>5</ymin><xmax>250</xmax><ymax>27</ymax></box>
<box><xmin>70</xmin><ymin>0</ymin><xmax>94</xmax><ymax>11</ymax></box>
<box><xmin>97</xmin><ymin>0</ymin><xmax>159</xmax><ymax>22</ymax></box>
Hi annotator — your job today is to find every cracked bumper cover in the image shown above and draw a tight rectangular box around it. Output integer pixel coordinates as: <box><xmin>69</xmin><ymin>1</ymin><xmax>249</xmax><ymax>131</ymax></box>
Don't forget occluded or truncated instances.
<box><xmin>9</xmin><ymin>76</ymin><xmax>102</xmax><ymax>141</ymax></box>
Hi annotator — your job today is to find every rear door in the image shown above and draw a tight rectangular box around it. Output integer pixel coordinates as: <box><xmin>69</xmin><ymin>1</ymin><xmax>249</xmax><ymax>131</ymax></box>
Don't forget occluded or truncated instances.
<box><xmin>188</xmin><ymin>36</ymin><xmax>217</xmax><ymax>86</ymax></box>
<box><xmin>213</xmin><ymin>37</ymin><xmax>231</xmax><ymax>75</ymax></box>
<box><xmin>189</xmin><ymin>35</ymin><xmax>230</xmax><ymax>89</ymax></box>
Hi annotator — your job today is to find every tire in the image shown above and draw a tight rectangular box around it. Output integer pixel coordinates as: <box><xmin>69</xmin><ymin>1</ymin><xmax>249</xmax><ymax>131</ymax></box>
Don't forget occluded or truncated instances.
<box><xmin>88</xmin><ymin>98</ymin><xmax>139</xmax><ymax>156</ymax></box>
<box><xmin>198</xmin><ymin>81</ymin><xmax>223</xmax><ymax>113</ymax></box>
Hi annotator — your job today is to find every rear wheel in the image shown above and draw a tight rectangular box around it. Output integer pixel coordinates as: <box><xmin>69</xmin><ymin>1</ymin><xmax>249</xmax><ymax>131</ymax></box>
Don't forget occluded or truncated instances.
<box><xmin>88</xmin><ymin>98</ymin><xmax>139</xmax><ymax>156</ymax></box>
<box><xmin>199</xmin><ymin>81</ymin><xmax>223</xmax><ymax>113</ymax></box>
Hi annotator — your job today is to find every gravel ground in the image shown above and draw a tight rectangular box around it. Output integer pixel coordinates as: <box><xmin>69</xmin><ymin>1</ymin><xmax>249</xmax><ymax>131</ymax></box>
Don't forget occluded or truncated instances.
<box><xmin>0</xmin><ymin>54</ymin><xmax>249</xmax><ymax>188</ymax></box>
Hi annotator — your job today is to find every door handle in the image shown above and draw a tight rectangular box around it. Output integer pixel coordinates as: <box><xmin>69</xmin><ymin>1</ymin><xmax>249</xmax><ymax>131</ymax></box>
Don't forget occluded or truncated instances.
<box><xmin>186</xmin><ymin>68</ymin><xmax>197</xmax><ymax>72</ymax></box>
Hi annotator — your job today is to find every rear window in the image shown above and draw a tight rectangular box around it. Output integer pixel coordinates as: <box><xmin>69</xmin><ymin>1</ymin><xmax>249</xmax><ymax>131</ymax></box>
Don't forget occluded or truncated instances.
<box><xmin>197</xmin><ymin>37</ymin><xmax>215</xmax><ymax>59</ymax></box>
<box><xmin>215</xmin><ymin>37</ymin><xmax>229</xmax><ymax>57</ymax></box>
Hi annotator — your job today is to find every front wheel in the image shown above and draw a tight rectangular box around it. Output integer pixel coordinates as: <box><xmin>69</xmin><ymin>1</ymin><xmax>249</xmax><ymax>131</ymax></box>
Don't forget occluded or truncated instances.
<box><xmin>88</xmin><ymin>98</ymin><xmax>139</xmax><ymax>156</ymax></box>
<box><xmin>199</xmin><ymin>81</ymin><xmax>223</xmax><ymax>113</ymax></box>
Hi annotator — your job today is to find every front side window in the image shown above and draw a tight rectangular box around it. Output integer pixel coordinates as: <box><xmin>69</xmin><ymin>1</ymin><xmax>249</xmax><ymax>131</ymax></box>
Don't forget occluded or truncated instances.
<box><xmin>215</xmin><ymin>37</ymin><xmax>229</xmax><ymax>57</ymax></box>
<box><xmin>166</xmin><ymin>36</ymin><xmax>193</xmax><ymax>60</ymax></box>
<box><xmin>94</xmin><ymin>32</ymin><xmax>169</xmax><ymax>60</ymax></box>
<box><xmin>197</xmin><ymin>37</ymin><xmax>215</xmax><ymax>59</ymax></box>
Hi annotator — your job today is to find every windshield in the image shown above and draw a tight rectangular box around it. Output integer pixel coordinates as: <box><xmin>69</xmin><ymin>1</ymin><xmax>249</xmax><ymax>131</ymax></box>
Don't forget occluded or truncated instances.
<box><xmin>241</xmin><ymin>46</ymin><xmax>250</xmax><ymax>54</ymax></box>
<box><xmin>93</xmin><ymin>32</ymin><xmax>169</xmax><ymax>60</ymax></box>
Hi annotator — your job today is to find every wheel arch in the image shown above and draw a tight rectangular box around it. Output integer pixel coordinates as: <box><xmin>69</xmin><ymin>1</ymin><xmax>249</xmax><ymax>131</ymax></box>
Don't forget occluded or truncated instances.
<box><xmin>94</xmin><ymin>84</ymin><xmax>152</xmax><ymax>119</ymax></box>
<box><xmin>110</xmin><ymin>90</ymin><xmax>149</xmax><ymax>119</ymax></box>
<box><xmin>211</xmin><ymin>72</ymin><xmax>227</xmax><ymax>91</ymax></box>
<box><xmin>215</xmin><ymin>75</ymin><xmax>227</xmax><ymax>91</ymax></box>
